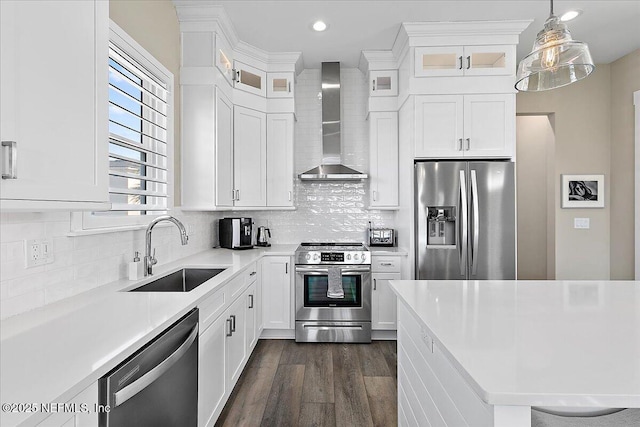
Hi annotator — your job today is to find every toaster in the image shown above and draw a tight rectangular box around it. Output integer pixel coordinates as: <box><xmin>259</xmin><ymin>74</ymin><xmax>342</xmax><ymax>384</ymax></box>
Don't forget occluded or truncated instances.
<box><xmin>368</xmin><ymin>228</ymin><xmax>396</xmax><ymax>247</ymax></box>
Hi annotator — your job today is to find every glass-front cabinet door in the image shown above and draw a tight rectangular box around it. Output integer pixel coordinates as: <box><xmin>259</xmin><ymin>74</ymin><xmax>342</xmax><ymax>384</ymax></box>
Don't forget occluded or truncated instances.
<box><xmin>267</xmin><ymin>72</ymin><xmax>294</xmax><ymax>98</ymax></box>
<box><xmin>369</xmin><ymin>70</ymin><xmax>398</xmax><ymax>97</ymax></box>
<box><xmin>415</xmin><ymin>45</ymin><xmax>514</xmax><ymax>77</ymax></box>
<box><xmin>463</xmin><ymin>45</ymin><xmax>514</xmax><ymax>76</ymax></box>
<box><xmin>415</xmin><ymin>46</ymin><xmax>465</xmax><ymax>77</ymax></box>
<box><xmin>233</xmin><ymin>60</ymin><xmax>266</xmax><ymax>97</ymax></box>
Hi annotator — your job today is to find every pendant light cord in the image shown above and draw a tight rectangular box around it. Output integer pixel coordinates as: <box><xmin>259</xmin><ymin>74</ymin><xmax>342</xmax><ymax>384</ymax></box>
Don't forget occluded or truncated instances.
<box><xmin>549</xmin><ymin>0</ymin><xmax>554</xmax><ymax>17</ymax></box>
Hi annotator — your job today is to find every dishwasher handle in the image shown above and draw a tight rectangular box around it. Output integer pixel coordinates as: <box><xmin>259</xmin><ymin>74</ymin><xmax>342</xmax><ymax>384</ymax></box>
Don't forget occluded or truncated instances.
<box><xmin>113</xmin><ymin>323</ymin><xmax>199</xmax><ymax>407</ymax></box>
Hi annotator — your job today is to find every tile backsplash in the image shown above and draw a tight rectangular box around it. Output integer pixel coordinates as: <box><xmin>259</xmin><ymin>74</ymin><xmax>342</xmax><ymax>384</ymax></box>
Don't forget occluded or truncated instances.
<box><xmin>0</xmin><ymin>210</ymin><xmax>220</xmax><ymax>319</ymax></box>
<box><xmin>250</xmin><ymin>68</ymin><xmax>395</xmax><ymax>243</ymax></box>
<box><xmin>0</xmin><ymin>67</ymin><xmax>396</xmax><ymax>319</ymax></box>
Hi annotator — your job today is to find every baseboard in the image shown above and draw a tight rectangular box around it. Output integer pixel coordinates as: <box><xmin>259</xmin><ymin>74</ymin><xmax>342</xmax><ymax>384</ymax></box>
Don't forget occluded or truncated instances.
<box><xmin>260</xmin><ymin>329</ymin><xmax>295</xmax><ymax>339</ymax></box>
<box><xmin>259</xmin><ymin>329</ymin><xmax>397</xmax><ymax>340</ymax></box>
<box><xmin>372</xmin><ymin>330</ymin><xmax>397</xmax><ymax>340</ymax></box>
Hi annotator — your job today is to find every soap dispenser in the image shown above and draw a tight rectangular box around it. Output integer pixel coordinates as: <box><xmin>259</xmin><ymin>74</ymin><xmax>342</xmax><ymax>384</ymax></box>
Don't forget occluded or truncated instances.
<box><xmin>128</xmin><ymin>251</ymin><xmax>143</xmax><ymax>280</ymax></box>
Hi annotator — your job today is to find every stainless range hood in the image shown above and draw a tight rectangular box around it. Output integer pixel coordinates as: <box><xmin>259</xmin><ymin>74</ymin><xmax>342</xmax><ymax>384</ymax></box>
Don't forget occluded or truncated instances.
<box><xmin>299</xmin><ymin>62</ymin><xmax>367</xmax><ymax>181</ymax></box>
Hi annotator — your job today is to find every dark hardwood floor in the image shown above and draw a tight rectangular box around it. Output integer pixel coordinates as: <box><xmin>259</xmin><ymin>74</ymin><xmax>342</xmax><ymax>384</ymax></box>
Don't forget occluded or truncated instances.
<box><xmin>215</xmin><ymin>340</ymin><xmax>398</xmax><ymax>427</ymax></box>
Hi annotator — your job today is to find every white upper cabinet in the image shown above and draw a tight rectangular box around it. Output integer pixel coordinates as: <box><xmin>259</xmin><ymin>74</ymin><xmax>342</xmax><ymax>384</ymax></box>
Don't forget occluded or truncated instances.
<box><xmin>369</xmin><ymin>112</ymin><xmax>399</xmax><ymax>208</ymax></box>
<box><xmin>415</xmin><ymin>94</ymin><xmax>514</xmax><ymax>158</ymax></box>
<box><xmin>215</xmin><ymin>33</ymin><xmax>235</xmax><ymax>85</ymax></box>
<box><xmin>233</xmin><ymin>61</ymin><xmax>267</xmax><ymax>97</ymax></box>
<box><xmin>215</xmin><ymin>89</ymin><xmax>234</xmax><ymax>207</ymax></box>
<box><xmin>267</xmin><ymin>114</ymin><xmax>294</xmax><ymax>207</ymax></box>
<box><xmin>267</xmin><ymin>72</ymin><xmax>295</xmax><ymax>98</ymax></box>
<box><xmin>233</xmin><ymin>106</ymin><xmax>267</xmax><ymax>207</ymax></box>
<box><xmin>370</xmin><ymin>70</ymin><xmax>398</xmax><ymax>97</ymax></box>
<box><xmin>415</xmin><ymin>45</ymin><xmax>515</xmax><ymax>77</ymax></box>
<box><xmin>0</xmin><ymin>0</ymin><xmax>109</xmax><ymax>209</ymax></box>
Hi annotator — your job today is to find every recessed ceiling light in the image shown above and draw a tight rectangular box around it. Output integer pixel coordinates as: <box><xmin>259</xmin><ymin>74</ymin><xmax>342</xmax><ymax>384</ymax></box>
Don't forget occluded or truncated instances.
<box><xmin>560</xmin><ymin>9</ymin><xmax>583</xmax><ymax>22</ymax></box>
<box><xmin>312</xmin><ymin>20</ymin><xmax>328</xmax><ymax>32</ymax></box>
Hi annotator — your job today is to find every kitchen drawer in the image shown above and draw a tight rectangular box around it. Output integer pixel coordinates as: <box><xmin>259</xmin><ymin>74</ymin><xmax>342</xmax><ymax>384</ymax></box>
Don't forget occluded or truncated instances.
<box><xmin>226</xmin><ymin>273</ymin><xmax>246</xmax><ymax>302</ymax></box>
<box><xmin>199</xmin><ymin>289</ymin><xmax>226</xmax><ymax>332</ymax></box>
<box><xmin>372</xmin><ymin>256</ymin><xmax>401</xmax><ymax>273</ymax></box>
<box><xmin>244</xmin><ymin>261</ymin><xmax>258</xmax><ymax>285</ymax></box>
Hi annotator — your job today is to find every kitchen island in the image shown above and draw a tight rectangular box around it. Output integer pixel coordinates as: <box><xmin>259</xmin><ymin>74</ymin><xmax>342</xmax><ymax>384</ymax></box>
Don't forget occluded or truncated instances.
<box><xmin>389</xmin><ymin>280</ymin><xmax>640</xmax><ymax>426</ymax></box>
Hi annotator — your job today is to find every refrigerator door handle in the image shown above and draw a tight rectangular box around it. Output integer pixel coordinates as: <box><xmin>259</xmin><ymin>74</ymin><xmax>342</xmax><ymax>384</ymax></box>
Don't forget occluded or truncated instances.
<box><xmin>458</xmin><ymin>170</ymin><xmax>468</xmax><ymax>276</ymax></box>
<box><xmin>470</xmin><ymin>169</ymin><xmax>480</xmax><ymax>275</ymax></box>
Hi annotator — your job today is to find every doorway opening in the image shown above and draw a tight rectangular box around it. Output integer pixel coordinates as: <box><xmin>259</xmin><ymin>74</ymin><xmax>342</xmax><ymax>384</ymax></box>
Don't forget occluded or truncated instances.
<box><xmin>516</xmin><ymin>114</ymin><xmax>556</xmax><ymax>280</ymax></box>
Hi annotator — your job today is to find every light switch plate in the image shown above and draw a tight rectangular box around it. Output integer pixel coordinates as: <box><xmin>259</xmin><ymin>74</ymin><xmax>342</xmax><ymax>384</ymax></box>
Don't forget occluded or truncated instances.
<box><xmin>574</xmin><ymin>218</ymin><xmax>590</xmax><ymax>229</ymax></box>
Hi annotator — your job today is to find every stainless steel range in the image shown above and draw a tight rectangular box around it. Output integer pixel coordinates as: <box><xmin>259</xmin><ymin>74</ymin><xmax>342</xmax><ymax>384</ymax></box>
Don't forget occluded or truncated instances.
<box><xmin>295</xmin><ymin>242</ymin><xmax>371</xmax><ymax>343</ymax></box>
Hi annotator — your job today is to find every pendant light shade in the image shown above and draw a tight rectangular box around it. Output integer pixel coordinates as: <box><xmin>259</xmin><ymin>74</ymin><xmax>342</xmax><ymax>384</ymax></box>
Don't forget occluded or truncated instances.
<box><xmin>515</xmin><ymin>0</ymin><xmax>594</xmax><ymax>92</ymax></box>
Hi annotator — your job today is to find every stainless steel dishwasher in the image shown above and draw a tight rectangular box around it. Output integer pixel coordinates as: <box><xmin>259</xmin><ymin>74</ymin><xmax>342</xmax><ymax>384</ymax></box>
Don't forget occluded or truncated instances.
<box><xmin>99</xmin><ymin>308</ymin><xmax>198</xmax><ymax>427</ymax></box>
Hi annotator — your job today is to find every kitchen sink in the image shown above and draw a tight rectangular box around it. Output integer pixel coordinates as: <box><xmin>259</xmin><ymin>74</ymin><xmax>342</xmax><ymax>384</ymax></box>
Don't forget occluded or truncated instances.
<box><xmin>129</xmin><ymin>268</ymin><xmax>227</xmax><ymax>292</ymax></box>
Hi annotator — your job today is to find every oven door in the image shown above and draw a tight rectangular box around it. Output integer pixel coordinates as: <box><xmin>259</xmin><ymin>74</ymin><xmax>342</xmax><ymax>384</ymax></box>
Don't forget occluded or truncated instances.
<box><xmin>295</xmin><ymin>265</ymin><xmax>371</xmax><ymax>322</ymax></box>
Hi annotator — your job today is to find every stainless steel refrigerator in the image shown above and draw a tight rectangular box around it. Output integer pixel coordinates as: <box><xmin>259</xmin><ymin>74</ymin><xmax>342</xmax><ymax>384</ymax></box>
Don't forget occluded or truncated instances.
<box><xmin>415</xmin><ymin>160</ymin><xmax>515</xmax><ymax>280</ymax></box>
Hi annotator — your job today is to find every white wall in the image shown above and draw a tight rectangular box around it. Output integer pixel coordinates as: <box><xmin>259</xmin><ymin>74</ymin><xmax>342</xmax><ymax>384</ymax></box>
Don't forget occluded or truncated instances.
<box><xmin>249</xmin><ymin>68</ymin><xmax>396</xmax><ymax>244</ymax></box>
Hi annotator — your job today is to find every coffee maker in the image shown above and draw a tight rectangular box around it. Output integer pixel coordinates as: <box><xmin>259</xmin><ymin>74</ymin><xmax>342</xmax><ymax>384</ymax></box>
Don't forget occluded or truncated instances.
<box><xmin>219</xmin><ymin>218</ymin><xmax>253</xmax><ymax>249</ymax></box>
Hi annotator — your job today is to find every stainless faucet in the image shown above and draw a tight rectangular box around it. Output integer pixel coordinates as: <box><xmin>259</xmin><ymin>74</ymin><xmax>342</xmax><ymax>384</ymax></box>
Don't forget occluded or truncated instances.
<box><xmin>144</xmin><ymin>215</ymin><xmax>189</xmax><ymax>276</ymax></box>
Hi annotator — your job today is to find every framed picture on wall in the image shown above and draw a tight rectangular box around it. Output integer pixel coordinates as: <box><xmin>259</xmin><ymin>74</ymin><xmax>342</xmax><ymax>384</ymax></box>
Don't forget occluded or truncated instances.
<box><xmin>561</xmin><ymin>174</ymin><xmax>605</xmax><ymax>208</ymax></box>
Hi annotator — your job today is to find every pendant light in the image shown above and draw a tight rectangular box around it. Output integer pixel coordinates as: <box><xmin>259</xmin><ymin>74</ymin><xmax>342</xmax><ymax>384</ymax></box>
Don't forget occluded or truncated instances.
<box><xmin>515</xmin><ymin>0</ymin><xmax>594</xmax><ymax>92</ymax></box>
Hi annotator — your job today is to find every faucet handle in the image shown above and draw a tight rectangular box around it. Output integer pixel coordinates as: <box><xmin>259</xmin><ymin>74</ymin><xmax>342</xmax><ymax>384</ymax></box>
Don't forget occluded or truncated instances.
<box><xmin>150</xmin><ymin>248</ymin><xmax>158</xmax><ymax>266</ymax></box>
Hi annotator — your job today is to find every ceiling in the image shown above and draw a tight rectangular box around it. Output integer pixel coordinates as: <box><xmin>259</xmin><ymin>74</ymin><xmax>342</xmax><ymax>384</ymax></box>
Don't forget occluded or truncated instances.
<box><xmin>202</xmin><ymin>0</ymin><xmax>640</xmax><ymax>69</ymax></box>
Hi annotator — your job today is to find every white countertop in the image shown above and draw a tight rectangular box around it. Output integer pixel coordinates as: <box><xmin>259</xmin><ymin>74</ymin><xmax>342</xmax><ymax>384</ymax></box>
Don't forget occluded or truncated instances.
<box><xmin>389</xmin><ymin>280</ymin><xmax>640</xmax><ymax>408</ymax></box>
<box><xmin>367</xmin><ymin>246</ymin><xmax>408</xmax><ymax>256</ymax></box>
<box><xmin>0</xmin><ymin>245</ymin><xmax>296</xmax><ymax>427</ymax></box>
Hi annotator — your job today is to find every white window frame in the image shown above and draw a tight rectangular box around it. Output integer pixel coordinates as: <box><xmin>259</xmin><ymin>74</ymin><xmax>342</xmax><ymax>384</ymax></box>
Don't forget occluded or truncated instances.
<box><xmin>72</xmin><ymin>20</ymin><xmax>174</xmax><ymax>232</ymax></box>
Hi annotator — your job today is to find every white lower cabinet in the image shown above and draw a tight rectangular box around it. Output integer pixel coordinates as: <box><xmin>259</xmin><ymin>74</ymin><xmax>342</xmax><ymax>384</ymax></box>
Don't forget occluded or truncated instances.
<box><xmin>198</xmin><ymin>311</ymin><xmax>227</xmax><ymax>427</ymax></box>
<box><xmin>261</xmin><ymin>256</ymin><xmax>292</xmax><ymax>329</ymax></box>
<box><xmin>225</xmin><ymin>288</ymin><xmax>247</xmax><ymax>390</ymax></box>
<box><xmin>36</xmin><ymin>382</ymin><xmax>98</xmax><ymax>426</ymax></box>
<box><xmin>371</xmin><ymin>255</ymin><xmax>401</xmax><ymax>330</ymax></box>
<box><xmin>372</xmin><ymin>273</ymin><xmax>400</xmax><ymax>330</ymax></box>
<box><xmin>198</xmin><ymin>265</ymin><xmax>262</xmax><ymax>427</ymax></box>
<box><xmin>245</xmin><ymin>281</ymin><xmax>258</xmax><ymax>352</ymax></box>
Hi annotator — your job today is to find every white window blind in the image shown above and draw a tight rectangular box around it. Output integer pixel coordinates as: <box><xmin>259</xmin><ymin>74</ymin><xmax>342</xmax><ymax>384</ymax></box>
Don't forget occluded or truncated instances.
<box><xmin>99</xmin><ymin>42</ymin><xmax>170</xmax><ymax>216</ymax></box>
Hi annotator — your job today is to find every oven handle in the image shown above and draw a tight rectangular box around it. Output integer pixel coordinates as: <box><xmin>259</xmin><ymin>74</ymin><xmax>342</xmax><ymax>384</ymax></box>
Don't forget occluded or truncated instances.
<box><xmin>295</xmin><ymin>265</ymin><xmax>371</xmax><ymax>274</ymax></box>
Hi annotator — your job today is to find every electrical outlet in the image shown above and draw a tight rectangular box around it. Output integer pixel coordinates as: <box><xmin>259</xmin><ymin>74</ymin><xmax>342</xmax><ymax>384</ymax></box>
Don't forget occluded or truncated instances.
<box><xmin>24</xmin><ymin>239</ymin><xmax>54</xmax><ymax>268</ymax></box>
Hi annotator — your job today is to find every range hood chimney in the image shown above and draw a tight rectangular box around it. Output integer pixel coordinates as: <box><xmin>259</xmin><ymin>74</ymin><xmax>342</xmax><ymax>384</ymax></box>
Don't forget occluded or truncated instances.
<box><xmin>299</xmin><ymin>62</ymin><xmax>368</xmax><ymax>181</ymax></box>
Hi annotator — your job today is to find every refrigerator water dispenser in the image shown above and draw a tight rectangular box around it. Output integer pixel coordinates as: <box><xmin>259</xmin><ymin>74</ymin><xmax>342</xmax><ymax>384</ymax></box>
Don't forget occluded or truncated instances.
<box><xmin>426</xmin><ymin>207</ymin><xmax>456</xmax><ymax>247</ymax></box>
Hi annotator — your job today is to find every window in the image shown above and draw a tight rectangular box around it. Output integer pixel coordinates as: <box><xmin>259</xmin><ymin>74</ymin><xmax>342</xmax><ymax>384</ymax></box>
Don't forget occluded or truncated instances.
<box><xmin>75</xmin><ymin>21</ymin><xmax>174</xmax><ymax>231</ymax></box>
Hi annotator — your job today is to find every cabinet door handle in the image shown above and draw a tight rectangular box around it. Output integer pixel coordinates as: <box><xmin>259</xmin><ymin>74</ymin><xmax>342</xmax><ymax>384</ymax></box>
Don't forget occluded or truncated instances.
<box><xmin>232</xmin><ymin>189</ymin><xmax>236</xmax><ymax>201</ymax></box>
<box><xmin>288</xmin><ymin>82</ymin><xmax>291</xmax><ymax>93</ymax></box>
<box><xmin>465</xmin><ymin>138</ymin><xmax>470</xmax><ymax>151</ymax></box>
<box><xmin>236</xmin><ymin>189</ymin><xmax>240</xmax><ymax>201</ymax></box>
<box><xmin>1</xmin><ymin>141</ymin><xmax>17</xmax><ymax>179</ymax></box>
<box><xmin>285</xmin><ymin>262</ymin><xmax>288</xmax><ymax>274</ymax></box>
<box><xmin>230</xmin><ymin>314</ymin><xmax>236</xmax><ymax>332</ymax></box>
<box><xmin>226</xmin><ymin>318</ymin><xmax>233</xmax><ymax>337</ymax></box>
<box><xmin>372</xmin><ymin>79</ymin><xmax>376</xmax><ymax>91</ymax></box>
<box><xmin>458</xmin><ymin>56</ymin><xmax>463</xmax><ymax>70</ymax></box>
<box><xmin>250</xmin><ymin>271</ymin><xmax>257</xmax><ymax>276</ymax></box>
<box><xmin>249</xmin><ymin>294</ymin><xmax>254</xmax><ymax>309</ymax></box>
<box><xmin>458</xmin><ymin>138</ymin><xmax>463</xmax><ymax>151</ymax></box>
<box><xmin>380</xmin><ymin>262</ymin><xmax>393</xmax><ymax>266</ymax></box>
<box><xmin>373</xmin><ymin>278</ymin><xmax>377</xmax><ymax>290</ymax></box>
<box><xmin>466</xmin><ymin>56</ymin><xmax>471</xmax><ymax>69</ymax></box>
<box><xmin>288</xmin><ymin>190</ymin><xmax>292</xmax><ymax>201</ymax></box>
<box><xmin>373</xmin><ymin>190</ymin><xmax>377</xmax><ymax>201</ymax></box>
